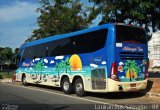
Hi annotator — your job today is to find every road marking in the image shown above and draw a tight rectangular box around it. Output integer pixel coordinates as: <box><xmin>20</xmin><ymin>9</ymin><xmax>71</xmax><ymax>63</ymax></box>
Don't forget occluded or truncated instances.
<box><xmin>3</xmin><ymin>83</ymin><xmax>134</xmax><ymax>109</ymax></box>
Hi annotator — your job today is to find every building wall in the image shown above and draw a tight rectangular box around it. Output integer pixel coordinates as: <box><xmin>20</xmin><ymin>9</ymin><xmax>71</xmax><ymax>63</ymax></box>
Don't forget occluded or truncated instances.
<box><xmin>148</xmin><ymin>32</ymin><xmax>160</xmax><ymax>67</ymax></box>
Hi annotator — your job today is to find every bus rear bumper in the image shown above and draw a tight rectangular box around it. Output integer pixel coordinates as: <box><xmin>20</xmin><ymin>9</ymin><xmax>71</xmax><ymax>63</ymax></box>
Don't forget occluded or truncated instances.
<box><xmin>108</xmin><ymin>79</ymin><xmax>148</xmax><ymax>92</ymax></box>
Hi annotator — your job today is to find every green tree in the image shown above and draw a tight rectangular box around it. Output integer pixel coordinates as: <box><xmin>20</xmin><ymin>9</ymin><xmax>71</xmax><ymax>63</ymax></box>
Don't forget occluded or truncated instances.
<box><xmin>13</xmin><ymin>48</ymin><xmax>19</xmax><ymax>56</ymax></box>
<box><xmin>89</xmin><ymin>0</ymin><xmax>160</xmax><ymax>39</ymax></box>
<box><xmin>26</xmin><ymin>0</ymin><xmax>90</xmax><ymax>42</ymax></box>
<box><xmin>0</xmin><ymin>47</ymin><xmax>13</xmax><ymax>60</ymax></box>
<box><xmin>0</xmin><ymin>47</ymin><xmax>3</xmax><ymax>56</ymax></box>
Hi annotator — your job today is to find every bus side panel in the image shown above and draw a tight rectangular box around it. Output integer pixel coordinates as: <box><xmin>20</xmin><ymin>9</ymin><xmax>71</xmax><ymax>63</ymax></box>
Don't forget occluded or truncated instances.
<box><xmin>16</xmin><ymin>48</ymin><xmax>109</xmax><ymax>90</ymax></box>
<box><xmin>15</xmin><ymin>25</ymin><xmax>112</xmax><ymax>92</ymax></box>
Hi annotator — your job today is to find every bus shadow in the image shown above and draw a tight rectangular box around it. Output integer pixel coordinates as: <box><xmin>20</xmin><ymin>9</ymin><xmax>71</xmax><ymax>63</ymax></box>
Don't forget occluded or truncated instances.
<box><xmin>28</xmin><ymin>83</ymin><xmax>62</xmax><ymax>92</ymax></box>
<box><xmin>149</xmin><ymin>71</ymin><xmax>160</xmax><ymax>78</ymax></box>
<box><xmin>87</xmin><ymin>92</ymin><xmax>146</xmax><ymax>99</ymax></box>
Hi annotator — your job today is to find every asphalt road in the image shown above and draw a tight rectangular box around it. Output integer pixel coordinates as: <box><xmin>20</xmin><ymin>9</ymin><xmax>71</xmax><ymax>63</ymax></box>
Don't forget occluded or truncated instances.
<box><xmin>0</xmin><ymin>82</ymin><xmax>160</xmax><ymax>110</ymax></box>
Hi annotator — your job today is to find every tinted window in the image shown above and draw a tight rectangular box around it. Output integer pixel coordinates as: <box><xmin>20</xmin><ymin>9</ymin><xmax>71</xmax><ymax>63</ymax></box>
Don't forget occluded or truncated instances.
<box><xmin>22</xmin><ymin>47</ymin><xmax>30</xmax><ymax>59</ymax></box>
<box><xmin>116</xmin><ymin>25</ymin><xmax>147</xmax><ymax>44</ymax></box>
<box><xmin>48</xmin><ymin>37</ymin><xmax>73</xmax><ymax>56</ymax></box>
<box><xmin>22</xmin><ymin>29</ymin><xmax>108</xmax><ymax>58</ymax></box>
<box><xmin>18</xmin><ymin>48</ymin><xmax>23</xmax><ymax>55</ymax></box>
<box><xmin>22</xmin><ymin>44</ymin><xmax>47</xmax><ymax>59</ymax></box>
<box><xmin>31</xmin><ymin>44</ymin><xmax>46</xmax><ymax>58</ymax></box>
<box><xmin>73</xmin><ymin>29</ymin><xmax>108</xmax><ymax>54</ymax></box>
<box><xmin>48</xmin><ymin>29</ymin><xmax>108</xmax><ymax>56</ymax></box>
<box><xmin>16</xmin><ymin>49</ymin><xmax>22</xmax><ymax>67</ymax></box>
<box><xmin>90</xmin><ymin>29</ymin><xmax>107</xmax><ymax>52</ymax></box>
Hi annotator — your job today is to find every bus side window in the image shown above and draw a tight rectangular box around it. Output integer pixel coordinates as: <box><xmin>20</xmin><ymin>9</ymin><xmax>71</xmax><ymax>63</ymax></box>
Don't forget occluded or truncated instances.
<box><xmin>46</xmin><ymin>46</ymin><xmax>48</xmax><ymax>57</ymax></box>
<box><xmin>21</xmin><ymin>58</ymin><xmax>25</xmax><ymax>63</ymax></box>
<box><xmin>16</xmin><ymin>55</ymin><xmax>21</xmax><ymax>68</ymax></box>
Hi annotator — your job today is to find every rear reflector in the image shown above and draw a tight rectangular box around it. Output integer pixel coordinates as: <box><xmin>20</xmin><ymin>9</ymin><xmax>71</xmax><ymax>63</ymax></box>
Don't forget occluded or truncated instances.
<box><xmin>144</xmin><ymin>62</ymin><xmax>149</xmax><ymax>79</ymax></box>
<box><xmin>110</xmin><ymin>62</ymin><xmax>119</xmax><ymax>81</ymax></box>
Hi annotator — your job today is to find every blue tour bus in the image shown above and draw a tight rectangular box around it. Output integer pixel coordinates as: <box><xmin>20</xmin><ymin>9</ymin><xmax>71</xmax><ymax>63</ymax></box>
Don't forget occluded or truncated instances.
<box><xmin>15</xmin><ymin>23</ymin><xmax>148</xmax><ymax>96</ymax></box>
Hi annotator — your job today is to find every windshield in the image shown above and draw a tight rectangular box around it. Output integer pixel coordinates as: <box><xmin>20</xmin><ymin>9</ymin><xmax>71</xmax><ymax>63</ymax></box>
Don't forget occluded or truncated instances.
<box><xmin>116</xmin><ymin>25</ymin><xmax>147</xmax><ymax>44</ymax></box>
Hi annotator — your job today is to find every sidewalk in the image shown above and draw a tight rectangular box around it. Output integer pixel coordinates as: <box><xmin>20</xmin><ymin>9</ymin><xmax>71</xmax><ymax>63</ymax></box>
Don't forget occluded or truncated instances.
<box><xmin>145</xmin><ymin>78</ymin><xmax>160</xmax><ymax>97</ymax></box>
<box><xmin>0</xmin><ymin>78</ymin><xmax>12</xmax><ymax>83</ymax></box>
<box><xmin>148</xmin><ymin>68</ymin><xmax>160</xmax><ymax>73</ymax></box>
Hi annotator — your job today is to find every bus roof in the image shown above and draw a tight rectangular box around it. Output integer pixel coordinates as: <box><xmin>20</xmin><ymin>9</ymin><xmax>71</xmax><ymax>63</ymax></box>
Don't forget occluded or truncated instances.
<box><xmin>20</xmin><ymin>23</ymin><xmax>114</xmax><ymax>48</ymax></box>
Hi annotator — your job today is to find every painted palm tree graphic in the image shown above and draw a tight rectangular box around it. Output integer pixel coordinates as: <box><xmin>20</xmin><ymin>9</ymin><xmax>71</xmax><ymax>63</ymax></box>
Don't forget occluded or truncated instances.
<box><xmin>55</xmin><ymin>57</ymin><xmax>71</xmax><ymax>80</ymax></box>
<box><xmin>55</xmin><ymin>63</ymin><xmax>60</xmax><ymax>79</ymax></box>
<box><xmin>33</xmin><ymin>60</ymin><xmax>45</xmax><ymax>83</ymax></box>
<box><xmin>135</xmin><ymin>65</ymin><xmax>142</xmax><ymax>81</ymax></box>
<box><xmin>124</xmin><ymin>60</ymin><xmax>141</xmax><ymax>81</ymax></box>
<box><xmin>64</xmin><ymin>58</ymin><xmax>71</xmax><ymax>73</ymax></box>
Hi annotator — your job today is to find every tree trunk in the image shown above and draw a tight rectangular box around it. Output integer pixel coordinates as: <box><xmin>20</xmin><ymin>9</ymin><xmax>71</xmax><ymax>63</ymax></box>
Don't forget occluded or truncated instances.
<box><xmin>129</xmin><ymin>70</ymin><xmax>131</xmax><ymax>82</ymax></box>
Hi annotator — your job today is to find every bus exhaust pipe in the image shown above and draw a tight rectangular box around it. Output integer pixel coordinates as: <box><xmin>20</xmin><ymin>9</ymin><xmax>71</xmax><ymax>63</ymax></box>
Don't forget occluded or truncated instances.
<box><xmin>118</xmin><ymin>85</ymin><xmax>123</xmax><ymax>91</ymax></box>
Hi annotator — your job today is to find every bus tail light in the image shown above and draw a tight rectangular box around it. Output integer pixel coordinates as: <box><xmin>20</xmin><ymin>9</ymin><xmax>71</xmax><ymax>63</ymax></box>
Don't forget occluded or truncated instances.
<box><xmin>114</xmin><ymin>22</ymin><xmax>118</xmax><ymax>25</ymax></box>
<box><xmin>110</xmin><ymin>62</ymin><xmax>119</xmax><ymax>81</ymax></box>
<box><xmin>144</xmin><ymin>62</ymin><xmax>149</xmax><ymax>79</ymax></box>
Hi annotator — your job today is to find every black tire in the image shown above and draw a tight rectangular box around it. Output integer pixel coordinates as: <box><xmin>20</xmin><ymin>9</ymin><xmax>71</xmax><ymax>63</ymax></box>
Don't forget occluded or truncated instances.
<box><xmin>74</xmin><ymin>78</ymin><xmax>86</xmax><ymax>97</ymax></box>
<box><xmin>22</xmin><ymin>75</ymin><xmax>28</xmax><ymax>86</ymax></box>
<box><xmin>61</xmin><ymin>77</ymin><xmax>73</xmax><ymax>94</ymax></box>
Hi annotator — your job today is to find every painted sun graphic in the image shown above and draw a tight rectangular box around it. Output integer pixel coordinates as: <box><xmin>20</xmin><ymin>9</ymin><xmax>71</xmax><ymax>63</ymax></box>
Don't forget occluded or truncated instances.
<box><xmin>69</xmin><ymin>54</ymin><xmax>82</xmax><ymax>70</ymax></box>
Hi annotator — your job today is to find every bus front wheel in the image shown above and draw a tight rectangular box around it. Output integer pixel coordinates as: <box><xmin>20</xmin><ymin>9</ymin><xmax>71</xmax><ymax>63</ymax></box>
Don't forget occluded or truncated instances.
<box><xmin>61</xmin><ymin>77</ymin><xmax>73</xmax><ymax>94</ymax></box>
<box><xmin>74</xmin><ymin>78</ymin><xmax>86</xmax><ymax>97</ymax></box>
<box><xmin>22</xmin><ymin>75</ymin><xmax>28</xmax><ymax>86</ymax></box>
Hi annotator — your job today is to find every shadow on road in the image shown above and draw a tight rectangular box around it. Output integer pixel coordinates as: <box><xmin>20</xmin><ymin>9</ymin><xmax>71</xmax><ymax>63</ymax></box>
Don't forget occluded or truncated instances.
<box><xmin>149</xmin><ymin>71</ymin><xmax>160</xmax><ymax>78</ymax></box>
<box><xmin>86</xmin><ymin>92</ymin><xmax>146</xmax><ymax>99</ymax></box>
<box><xmin>28</xmin><ymin>83</ymin><xmax>62</xmax><ymax>92</ymax></box>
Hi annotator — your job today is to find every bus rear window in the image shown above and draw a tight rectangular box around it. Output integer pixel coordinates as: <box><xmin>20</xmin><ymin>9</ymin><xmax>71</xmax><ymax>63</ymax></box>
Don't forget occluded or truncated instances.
<box><xmin>116</xmin><ymin>25</ymin><xmax>147</xmax><ymax>44</ymax></box>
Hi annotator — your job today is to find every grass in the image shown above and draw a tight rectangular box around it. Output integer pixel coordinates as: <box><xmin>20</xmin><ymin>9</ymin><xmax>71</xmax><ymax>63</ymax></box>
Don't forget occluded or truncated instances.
<box><xmin>0</xmin><ymin>71</ymin><xmax>14</xmax><ymax>79</ymax></box>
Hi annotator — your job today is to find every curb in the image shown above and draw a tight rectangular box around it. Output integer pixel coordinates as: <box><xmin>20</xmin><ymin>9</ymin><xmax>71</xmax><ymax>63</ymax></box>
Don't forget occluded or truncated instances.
<box><xmin>146</xmin><ymin>92</ymin><xmax>160</xmax><ymax>97</ymax></box>
<box><xmin>145</xmin><ymin>78</ymin><xmax>160</xmax><ymax>98</ymax></box>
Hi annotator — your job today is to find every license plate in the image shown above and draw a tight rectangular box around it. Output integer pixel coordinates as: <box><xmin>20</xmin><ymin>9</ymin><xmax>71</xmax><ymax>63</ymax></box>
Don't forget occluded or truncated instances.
<box><xmin>130</xmin><ymin>83</ymin><xmax>136</xmax><ymax>87</ymax></box>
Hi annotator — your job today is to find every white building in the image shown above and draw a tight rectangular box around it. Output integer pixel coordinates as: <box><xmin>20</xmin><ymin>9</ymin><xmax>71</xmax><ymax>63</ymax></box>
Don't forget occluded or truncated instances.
<box><xmin>148</xmin><ymin>31</ymin><xmax>160</xmax><ymax>67</ymax></box>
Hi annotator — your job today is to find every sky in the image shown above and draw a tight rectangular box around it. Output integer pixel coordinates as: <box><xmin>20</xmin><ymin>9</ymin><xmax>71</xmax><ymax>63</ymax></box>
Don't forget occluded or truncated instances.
<box><xmin>0</xmin><ymin>0</ymin><xmax>40</xmax><ymax>50</ymax></box>
<box><xmin>0</xmin><ymin>0</ymin><xmax>100</xmax><ymax>50</ymax></box>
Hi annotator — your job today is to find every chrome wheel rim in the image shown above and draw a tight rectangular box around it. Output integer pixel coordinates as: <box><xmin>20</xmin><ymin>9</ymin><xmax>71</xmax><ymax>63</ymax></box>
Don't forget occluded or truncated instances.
<box><xmin>76</xmin><ymin>83</ymin><xmax>83</xmax><ymax>93</ymax></box>
<box><xmin>63</xmin><ymin>81</ymin><xmax>69</xmax><ymax>91</ymax></box>
<box><xmin>23</xmin><ymin>77</ymin><xmax>26</xmax><ymax>84</ymax></box>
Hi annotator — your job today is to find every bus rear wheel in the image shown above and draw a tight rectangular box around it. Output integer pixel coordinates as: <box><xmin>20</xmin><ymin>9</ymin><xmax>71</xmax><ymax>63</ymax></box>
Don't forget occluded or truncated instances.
<box><xmin>74</xmin><ymin>78</ymin><xmax>86</xmax><ymax>97</ymax></box>
<box><xmin>22</xmin><ymin>75</ymin><xmax>28</xmax><ymax>86</ymax></box>
<box><xmin>61</xmin><ymin>77</ymin><xmax>73</xmax><ymax>94</ymax></box>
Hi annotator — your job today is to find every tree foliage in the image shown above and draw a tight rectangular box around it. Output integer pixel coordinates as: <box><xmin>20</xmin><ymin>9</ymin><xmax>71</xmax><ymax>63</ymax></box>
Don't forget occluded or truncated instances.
<box><xmin>26</xmin><ymin>0</ymin><xmax>91</xmax><ymax>42</ymax></box>
<box><xmin>26</xmin><ymin>0</ymin><xmax>160</xmax><ymax>42</ymax></box>
<box><xmin>0</xmin><ymin>47</ymin><xmax>19</xmax><ymax>63</ymax></box>
<box><xmin>13</xmin><ymin>48</ymin><xmax>19</xmax><ymax>56</ymax></box>
<box><xmin>89</xmin><ymin>0</ymin><xmax>160</xmax><ymax>39</ymax></box>
<box><xmin>0</xmin><ymin>47</ymin><xmax>13</xmax><ymax>60</ymax></box>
